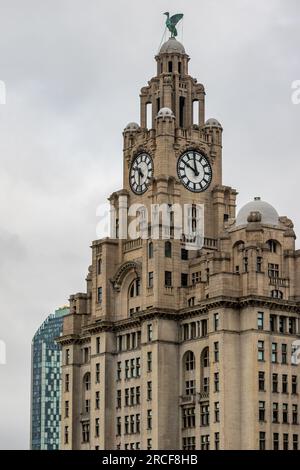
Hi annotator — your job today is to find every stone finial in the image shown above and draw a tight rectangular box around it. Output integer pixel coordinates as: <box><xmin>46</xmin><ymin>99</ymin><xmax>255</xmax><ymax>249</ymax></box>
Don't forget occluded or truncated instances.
<box><xmin>247</xmin><ymin>211</ymin><xmax>262</xmax><ymax>223</ymax></box>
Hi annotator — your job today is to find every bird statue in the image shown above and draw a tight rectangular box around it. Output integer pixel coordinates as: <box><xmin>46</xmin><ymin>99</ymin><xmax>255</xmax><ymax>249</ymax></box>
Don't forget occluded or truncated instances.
<box><xmin>164</xmin><ymin>12</ymin><xmax>184</xmax><ymax>38</ymax></box>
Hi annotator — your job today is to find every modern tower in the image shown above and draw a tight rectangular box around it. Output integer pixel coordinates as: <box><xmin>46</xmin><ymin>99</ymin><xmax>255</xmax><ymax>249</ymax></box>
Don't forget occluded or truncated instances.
<box><xmin>30</xmin><ymin>306</ymin><xmax>69</xmax><ymax>450</ymax></box>
<box><xmin>58</xmin><ymin>33</ymin><xmax>300</xmax><ymax>450</ymax></box>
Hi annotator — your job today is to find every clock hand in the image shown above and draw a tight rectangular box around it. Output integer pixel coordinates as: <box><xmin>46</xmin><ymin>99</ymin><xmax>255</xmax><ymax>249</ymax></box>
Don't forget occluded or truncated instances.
<box><xmin>192</xmin><ymin>153</ymin><xmax>199</xmax><ymax>176</ymax></box>
<box><xmin>185</xmin><ymin>161</ymin><xmax>199</xmax><ymax>176</ymax></box>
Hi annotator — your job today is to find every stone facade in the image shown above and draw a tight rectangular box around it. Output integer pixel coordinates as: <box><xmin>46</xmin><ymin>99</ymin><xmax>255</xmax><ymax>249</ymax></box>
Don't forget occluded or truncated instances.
<box><xmin>58</xmin><ymin>36</ymin><xmax>300</xmax><ymax>450</ymax></box>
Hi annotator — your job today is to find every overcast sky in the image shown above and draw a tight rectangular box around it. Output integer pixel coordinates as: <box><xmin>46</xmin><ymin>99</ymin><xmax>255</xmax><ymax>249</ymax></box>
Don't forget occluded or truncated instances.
<box><xmin>0</xmin><ymin>0</ymin><xmax>299</xmax><ymax>449</ymax></box>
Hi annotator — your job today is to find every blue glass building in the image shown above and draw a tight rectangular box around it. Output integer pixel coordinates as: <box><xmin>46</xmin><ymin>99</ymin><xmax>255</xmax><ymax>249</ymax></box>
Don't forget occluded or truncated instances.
<box><xmin>30</xmin><ymin>306</ymin><xmax>69</xmax><ymax>450</ymax></box>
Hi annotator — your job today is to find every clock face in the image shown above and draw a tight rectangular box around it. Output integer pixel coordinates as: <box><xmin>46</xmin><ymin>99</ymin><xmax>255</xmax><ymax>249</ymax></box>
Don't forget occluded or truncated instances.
<box><xmin>129</xmin><ymin>153</ymin><xmax>153</xmax><ymax>194</ymax></box>
<box><xmin>177</xmin><ymin>150</ymin><xmax>212</xmax><ymax>192</ymax></box>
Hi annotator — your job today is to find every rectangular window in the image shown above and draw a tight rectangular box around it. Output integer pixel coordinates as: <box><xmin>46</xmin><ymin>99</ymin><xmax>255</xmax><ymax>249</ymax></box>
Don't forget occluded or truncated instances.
<box><xmin>258</xmin><ymin>371</ymin><xmax>265</xmax><ymax>391</ymax></box>
<box><xmin>215</xmin><ymin>432</ymin><xmax>220</xmax><ymax>450</ymax></box>
<box><xmin>130</xmin><ymin>358</ymin><xmax>135</xmax><ymax>377</ymax></box>
<box><xmin>95</xmin><ymin>391</ymin><xmax>100</xmax><ymax>409</ymax></box>
<box><xmin>147</xmin><ymin>438</ymin><xmax>152</xmax><ymax>450</ymax></box>
<box><xmin>181</xmin><ymin>273</ymin><xmax>188</xmax><ymax>287</ymax></box>
<box><xmin>117</xmin><ymin>389</ymin><xmax>121</xmax><ymax>408</ymax></box>
<box><xmin>256</xmin><ymin>257</ymin><xmax>262</xmax><ymax>273</ymax></box>
<box><xmin>279</xmin><ymin>316</ymin><xmax>286</xmax><ymax>333</ymax></box>
<box><xmin>182</xmin><ymin>407</ymin><xmax>195</xmax><ymax>428</ymax></box>
<box><xmin>203</xmin><ymin>376</ymin><xmax>209</xmax><ymax>393</ymax></box>
<box><xmin>65</xmin><ymin>348</ymin><xmax>70</xmax><ymax>365</ymax></box>
<box><xmin>292</xmin><ymin>375</ymin><xmax>297</xmax><ymax>394</ymax></box>
<box><xmin>243</xmin><ymin>257</ymin><xmax>248</xmax><ymax>273</ymax></box>
<box><xmin>282</xmin><ymin>403</ymin><xmax>289</xmax><ymax>423</ymax></box>
<box><xmin>200</xmin><ymin>403</ymin><xmax>210</xmax><ymax>426</ymax></box>
<box><xmin>124</xmin><ymin>416</ymin><xmax>129</xmax><ymax>435</ymax></box>
<box><xmin>281</xmin><ymin>344</ymin><xmax>287</xmax><ymax>364</ymax></box>
<box><xmin>96</xmin><ymin>336</ymin><xmax>100</xmax><ymax>354</ymax></box>
<box><xmin>125</xmin><ymin>360</ymin><xmax>129</xmax><ymax>379</ymax></box>
<box><xmin>259</xmin><ymin>401</ymin><xmax>265</xmax><ymax>422</ymax></box>
<box><xmin>273</xmin><ymin>403</ymin><xmax>279</xmax><ymax>423</ymax></box>
<box><xmin>268</xmin><ymin>263</ymin><xmax>279</xmax><ymax>278</ymax></box>
<box><xmin>82</xmin><ymin>422</ymin><xmax>90</xmax><ymax>443</ymax></box>
<box><xmin>130</xmin><ymin>387</ymin><xmax>135</xmax><ymax>406</ymax></box>
<box><xmin>95</xmin><ymin>363</ymin><xmax>100</xmax><ymax>383</ymax></box>
<box><xmin>283</xmin><ymin>433</ymin><xmax>289</xmax><ymax>451</ymax></box>
<box><xmin>95</xmin><ymin>418</ymin><xmax>99</xmax><ymax>438</ymax></box>
<box><xmin>97</xmin><ymin>287</ymin><xmax>102</xmax><ymax>304</ymax></box>
<box><xmin>272</xmin><ymin>373</ymin><xmax>278</xmax><ymax>393</ymax></box>
<box><xmin>181</xmin><ymin>249</ymin><xmax>188</xmax><ymax>260</ymax></box>
<box><xmin>116</xmin><ymin>417</ymin><xmax>121</xmax><ymax>436</ymax></box>
<box><xmin>130</xmin><ymin>415</ymin><xmax>135</xmax><ymax>434</ymax></box>
<box><xmin>214</xmin><ymin>402</ymin><xmax>220</xmax><ymax>422</ymax></box>
<box><xmin>64</xmin><ymin>426</ymin><xmax>68</xmax><ymax>444</ymax></box>
<box><xmin>292</xmin><ymin>404</ymin><xmax>298</xmax><ymax>424</ymax></box>
<box><xmin>202</xmin><ymin>319</ymin><xmax>208</xmax><ymax>337</ymax></box>
<box><xmin>85</xmin><ymin>399</ymin><xmax>90</xmax><ymax>414</ymax></box>
<box><xmin>185</xmin><ymin>380</ymin><xmax>195</xmax><ymax>396</ymax></box>
<box><xmin>257</xmin><ymin>312</ymin><xmax>264</xmax><ymax>330</ymax></box>
<box><xmin>65</xmin><ymin>374</ymin><xmax>69</xmax><ymax>392</ymax></box>
<box><xmin>201</xmin><ymin>435</ymin><xmax>210</xmax><ymax>451</ymax></box>
<box><xmin>270</xmin><ymin>315</ymin><xmax>276</xmax><ymax>332</ymax></box>
<box><xmin>65</xmin><ymin>401</ymin><xmax>69</xmax><ymax>418</ymax></box>
<box><xmin>147</xmin><ymin>323</ymin><xmax>153</xmax><ymax>342</ymax></box>
<box><xmin>273</xmin><ymin>433</ymin><xmax>279</xmax><ymax>451</ymax></box>
<box><xmin>125</xmin><ymin>388</ymin><xmax>129</xmax><ymax>407</ymax></box>
<box><xmin>258</xmin><ymin>341</ymin><xmax>264</xmax><ymax>361</ymax></box>
<box><xmin>214</xmin><ymin>313</ymin><xmax>219</xmax><ymax>331</ymax></box>
<box><xmin>214</xmin><ymin>342</ymin><xmax>219</xmax><ymax>362</ymax></box>
<box><xmin>165</xmin><ymin>271</ymin><xmax>172</xmax><ymax>287</ymax></box>
<box><xmin>289</xmin><ymin>317</ymin><xmax>296</xmax><ymax>334</ymax></box>
<box><xmin>214</xmin><ymin>372</ymin><xmax>219</xmax><ymax>392</ymax></box>
<box><xmin>182</xmin><ymin>436</ymin><xmax>196</xmax><ymax>450</ymax></box>
<box><xmin>282</xmin><ymin>374</ymin><xmax>288</xmax><ymax>394</ymax></box>
<box><xmin>147</xmin><ymin>409</ymin><xmax>152</xmax><ymax>430</ymax></box>
<box><xmin>272</xmin><ymin>343</ymin><xmax>277</xmax><ymax>363</ymax></box>
<box><xmin>148</xmin><ymin>271</ymin><xmax>154</xmax><ymax>288</ymax></box>
<box><xmin>147</xmin><ymin>381</ymin><xmax>152</xmax><ymax>400</ymax></box>
<box><xmin>117</xmin><ymin>361</ymin><xmax>121</xmax><ymax>381</ymax></box>
<box><xmin>136</xmin><ymin>357</ymin><xmax>141</xmax><ymax>377</ymax></box>
<box><xmin>293</xmin><ymin>434</ymin><xmax>298</xmax><ymax>451</ymax></box>
<box><xmin>191</xmin><ymin>272</ymin><xmax>200</xmax><ymax>285</ymax></box>
<box><xmin>147</xmin><ymin>351</ymin><xmax>152</xmax><ymax>372</ymax></box>
<box><xmin>259</xmin><ymin>432</ymin><xmax>266</xmax><ymax>451</ymax></box>
<box><xmin>136</xmin><ymin>386</ymin><xmax>140</xmax><ymax>405</ymax></box>
<box><xmin>136</xmin><ymin>413</ymin><xmax>140</xmax><ymax>433</ymax></box>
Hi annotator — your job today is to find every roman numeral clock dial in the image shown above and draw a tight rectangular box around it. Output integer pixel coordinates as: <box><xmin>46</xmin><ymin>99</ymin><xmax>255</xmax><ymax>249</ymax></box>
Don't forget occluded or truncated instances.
<box><xmin>129</xmin><ymin>153</ymin><xmax>153</xmax><ymax>194</ymax></box>
<box><xmin>177</xmin><ymin>151</ymin><xmax>212</xmax><ymax>192</ymax></box>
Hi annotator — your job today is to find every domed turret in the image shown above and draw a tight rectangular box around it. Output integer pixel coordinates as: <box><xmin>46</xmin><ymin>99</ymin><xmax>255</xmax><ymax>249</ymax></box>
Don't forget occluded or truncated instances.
<box><xmin>204</xmin><ymin>118</ymin><xmax>222</xmax><ymax>129</ymax></box>
<box><xmin>124</xmin><ymin>122</ymin><xmax>140</xmax><ymax>132</ymax></box>
<box><xmin>236</xmin><ymin>197</ymin><xmax>279</xmax><ymax>226</ymax></box>
<box><xmin>159</xmin><ymin>37</ymin><xmax>186</xmax><ymax>55</ymax></box>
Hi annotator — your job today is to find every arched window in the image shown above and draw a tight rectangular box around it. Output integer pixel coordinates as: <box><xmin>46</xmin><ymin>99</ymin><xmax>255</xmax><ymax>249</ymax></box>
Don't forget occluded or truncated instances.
<box><xmin>97</xmin><ymin>258</ymin><xmax>102</xmax><ymax>275</ymax></box>
<box><xmin>201</xmin><ymin>347</ymin><xmax>209</xmax><ymax>368</ymax></box>
<box><xmin>185</xmin><ymin>351</ymin><xmax>195</xmax><ymax>371</ymax></box>
<box><xmin>129</xmin><ymin>278</ymin><xmax>140</xmax><ymax>298</ymax></box>
<box><xmin>84</xmin><ymin>373</ymin><xmax>91</xmax><ymax>391</ymax></box>
<box><xmin>271</xmin><ymin>290</ymin><xmax>283</xmax><ymax>299</ymax></box>
<box><xmin>165</xmin><ymin>241</ymin><xmax>172</xmax><ymax>258</ymax></box>
<box><xmin>267</xmin><ymin>240</ymin><xmax>279</xmax><ymax>253</ymax></box>
<box><xmin>148</xmin><ymin>242</ymin><xmax>153</xmax><ymax>259</ymax></box>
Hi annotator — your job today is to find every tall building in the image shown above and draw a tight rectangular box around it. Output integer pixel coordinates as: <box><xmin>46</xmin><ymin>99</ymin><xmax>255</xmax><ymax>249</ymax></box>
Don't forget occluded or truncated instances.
<box><xmin>30</xmin><ymin>306</ymin><xmax>69</xmax><ymax>450</ymax></box>
<box><xmin>58</xmin><ymin>33</ymin><xmax>300</xmax><ymax>450</ymax></box>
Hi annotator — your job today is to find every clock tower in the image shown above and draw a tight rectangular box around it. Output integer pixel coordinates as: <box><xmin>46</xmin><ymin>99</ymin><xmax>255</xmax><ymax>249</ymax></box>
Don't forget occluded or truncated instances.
<box><xmin>59</xmin><ymin>29</ymin><xmax>300</xmax><ymax>451</ymax></box>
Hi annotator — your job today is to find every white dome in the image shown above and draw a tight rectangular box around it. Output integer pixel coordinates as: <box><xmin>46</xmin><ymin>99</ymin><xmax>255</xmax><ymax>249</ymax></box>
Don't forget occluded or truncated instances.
<box><xmin>236</xmin><ymin>197</ymin><xmax>279</xmax><ymax>226</ymax></box>
<box><xmin>157</xmin><ymin>107</ymin><xmax>175</xmax><ymax>118</ymax></box>
<box><xmin>124</xmin><ymin>122</ymin><xmax>140</xmax><ymax>132</ymax></box>
<box><xmin>205</xmin><ymin>118</ymin><xmax>222</xmax><ymax>128</ymax></box>
<box><xmin>159</xmin><ymin>37</ymin><xmax>185</xmax><ymax>54</ymax></box>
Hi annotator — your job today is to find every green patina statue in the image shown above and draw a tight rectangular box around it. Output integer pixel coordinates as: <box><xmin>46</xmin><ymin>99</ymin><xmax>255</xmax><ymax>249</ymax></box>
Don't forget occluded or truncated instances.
<box><xmin>164</xmin><ymin>12</ymin><xmax>184</xmax><ymax>38</ymax></box>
